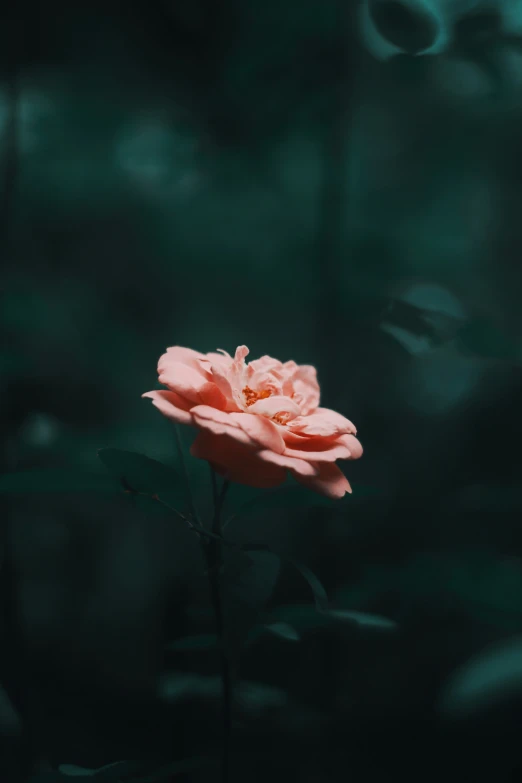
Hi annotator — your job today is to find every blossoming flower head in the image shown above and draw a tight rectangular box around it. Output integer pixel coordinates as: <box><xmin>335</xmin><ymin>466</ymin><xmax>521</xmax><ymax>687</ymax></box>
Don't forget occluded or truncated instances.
<box><xmin>142</xmin><ymin>345</ymin><xmax>362</xmax><ymax>499</ymax></box>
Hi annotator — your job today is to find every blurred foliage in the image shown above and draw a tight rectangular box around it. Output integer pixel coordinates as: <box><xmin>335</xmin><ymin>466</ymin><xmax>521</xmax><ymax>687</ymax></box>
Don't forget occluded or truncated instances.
<box><xmin>3</xmin><ymin>0</ymin><xmax>522</xmax><ymax>781</ymax></box>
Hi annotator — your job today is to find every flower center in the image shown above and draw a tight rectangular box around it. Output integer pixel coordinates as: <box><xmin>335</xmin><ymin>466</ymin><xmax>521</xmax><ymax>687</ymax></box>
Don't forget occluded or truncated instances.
<box><xmin>272</xmin><ymin>411</ymin><xmax>291</xmax><ymax>425</ymax></box>
<box><xmin>242</xmin><ymin>385</ymin><xmax>271</xmax><ymax>407</ymax></box>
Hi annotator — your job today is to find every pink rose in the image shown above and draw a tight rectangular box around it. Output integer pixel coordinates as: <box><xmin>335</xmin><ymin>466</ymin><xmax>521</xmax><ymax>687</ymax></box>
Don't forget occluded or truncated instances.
<box><xmin>142</xmin><ymin>345</ymin><xmax>362</xmax><ymax>499</ymax></box>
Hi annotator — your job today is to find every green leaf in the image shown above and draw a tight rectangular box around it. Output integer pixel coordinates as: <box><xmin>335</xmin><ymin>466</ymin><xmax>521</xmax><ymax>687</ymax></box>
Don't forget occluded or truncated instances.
<box><xmin>438</xmin><ymin>634</ymin><xmax>522</xmax><ymax>717</ymax></box>
<box><xmin>97</xmin><ymin>449</ymin><xmax>182</xmax><ymax>495</ymax></box>
<box><xmin>165</xmin><ymin>634</ymin><xmax>218</xmax><ymax>652</ymax></box>
<box><xmin>263</xmin><ymin>603</ymin><xmax>398</xmax><ymax>635</ymax></box>
<box><xmin>380</xmin><ymin>298</ymin><xmax>464</xmax><ymax>355</ymax></box>
<box><xmin>158</xmin><ymin>672</ymin><xmax>220</xmax><ymax>704</ymax></box>
<box><xmin>224</xmin><ymin>549</ymin><xmax>281</xmax><ymax>608</ymax></box>
<box><xmin>57</xmin><ymin>757</ymin><xmax>212</xmax><ymax>782</ymax></box>
<box><xmin>221</xmin><ymin>549</ymin><xmax>282</xmax><ymax>652</ymax></box>
<box><xmin>326</xmin><ymin>609</ymin><xmax>398</xmax><ymax>630</ymax></box>
<box><xmin>238</xmin><ymin>545</ymin><xmax>329</xmax><ymax>611</ymax></box>
<box><xmin>246</xmin><ymin>621</ymin><xmax>300</xmax><ymax>645</ymax></box>
<box><xmin>0</xmin><ymin>470</ymin><xmax>119</xmax><ymax>495</ymax></box>
<box><xmin>234</xmin><ymin>680</ymin><xmax>287</xmax><ymax>715</ymax></box>
<box><xmin>58</xmin><ymin>762</ymin><xmax>134</xmax><ymax>777</ymax></box>
<box><xmin>158</xmin><ymin>672</ymin><xmax>286</xmax><ymax>717</ymax></box>
<box><xmin>289</xmin><ymin>559</ymin><xmax>329</xmax><ymax>611</ymax></box>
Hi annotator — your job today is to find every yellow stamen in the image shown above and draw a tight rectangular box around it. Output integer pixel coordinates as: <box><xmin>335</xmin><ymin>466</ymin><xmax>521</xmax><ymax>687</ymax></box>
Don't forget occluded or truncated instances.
<box><xmin>243</xmin><ymin>386</ymin><xmax>271</xmax><ymax>407</ymax></box>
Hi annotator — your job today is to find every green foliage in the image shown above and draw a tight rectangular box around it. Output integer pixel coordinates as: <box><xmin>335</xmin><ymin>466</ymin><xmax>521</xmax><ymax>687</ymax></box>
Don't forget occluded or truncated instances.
<box><xmin>438</xmin><ymin>634</ymin><xmax>522</xmax><ymax>718</ymax></box>
<box><xmin>237</xmin><ymin>544</ymin><xmax>330</xmax><ymax>611</ymax></box>
<box><xmin>246</xmin><ymin>621</ymin><xmax>300</xmax><ymax>644</ymax></box>
<box><xmin>260</xmin><ymin>603</ymin><xmax>397</xmax><ymax>636</ymax></box>
<box><xmin>221</xmin><ymin>548</ymin><xmax>282</xmax><ymax>651</ymax></box>
<box><xmin>158</xmin><ymin>671</ymin><xmax>286</xmax><ymax>717</ymax></box>
<box><xmin>334</xmin><ymin>553</ymin><xmax>522</xmax><ymax>632</ymax></box>
<box><xmin>4</xmin><ymin>2</ymin><xmax>522</xmax><ymax>779</ymax></box>
<box><xmin>382</xmin><ymin>297</ymin><xmax>521</xmax><ymax>363</ymax></box>
<box><xmin>97</xmin><ymin>448</ymin><xmax>182</xmax><ymax>495</ymax></box>
<box><xmin>0</xmin><ymin>450</ymin><xmax>184</xmax><ymax>499</ymax></box>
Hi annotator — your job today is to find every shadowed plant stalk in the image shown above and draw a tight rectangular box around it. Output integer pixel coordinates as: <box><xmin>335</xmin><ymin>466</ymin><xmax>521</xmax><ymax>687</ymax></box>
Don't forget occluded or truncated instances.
<box><xmin>206</xmin><ymin>469</ymin><xmax>232</xmax><ymax>783</ymax></box>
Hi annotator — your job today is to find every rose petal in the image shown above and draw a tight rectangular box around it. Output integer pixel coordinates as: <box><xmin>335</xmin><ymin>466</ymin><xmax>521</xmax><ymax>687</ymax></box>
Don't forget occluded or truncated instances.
<box><xmin>247</xmin><ymin>395</ymin><xmax>301</xmax><ymax>421</ymax></box>
<box><xmin>158</xmin><ymin>361</ymin><xmax>227</xmax><ymax>409</ymax></box>
<box><xmin>248</xmin><ymin>356</ymin><xmax>284</xmax><ymax>374</ymax></box>
<box><xmin>338</xmin><ymin>433</ymin><xmax>364</xmax><ymax>460</ymax></box>
<box><xmin>293</xmin><ymin>462</ymin><xmax>352</xmax><ymax>499</ymax></box>
<box><xmin>228</xmin><ymin>412</ymin><xmax>285</xmax><ymax>454</ymax></box>
<box><xmin>257</xmin><ymin>449</ymin><xmax>319</xmax><ymax>476</ymax></box>
<box><xmin>290</xmin><ymin>365</ymin><xmax>320</xmax><ymax>414</ymax></box>
<box><xmin>190</xmin><ymin>431</ymin><xmax>286</xmax><ymax>488</ymax></box>
<box><xmin>207</xmin><ymin>363</ymin><xmax>242</xmax><ymax>411</ymax></box>
<box><xmin>159</xmin><ymin>347</ymin><xmax>209</xmax><ymax>377</ymax></box>
<box><xmin>142</xmin><ymin>389</ymin><xmax>193</xmax><ymax>424</ymax></box>
<box><xmin>282</xmin><ymin>439</ymin><xmax>353</xmax><ymax>462</ymax></box>
<box><xmin>248</xmin><ymin>371</ymin><xmax>283</xmax><ymax>397</ymax></box>
<box><xmin>225</xmin><ymin>345</ymin><xmax>250</xmax><ymax>402</ymax></box>
<box><xmin>191</xmin><ymin>405</ymin><xmax>253</xmax><ymax>446</ymax></box>
<box><xmin>287</xmin><ymin>408</ymin><xmax>357</xmax><ymax>438</ymax></box>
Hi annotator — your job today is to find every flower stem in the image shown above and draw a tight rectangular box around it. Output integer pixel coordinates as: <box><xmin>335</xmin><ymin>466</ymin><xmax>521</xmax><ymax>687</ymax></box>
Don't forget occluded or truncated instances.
<box><xmin>205</xmin><ymin>472</ymin><xmax>231</xmax><ymax>783</ymax></box>
<box><xmin>173</xmin><ymin>424</ymin><xmax>200</xmax><ymax>524</ymax></box>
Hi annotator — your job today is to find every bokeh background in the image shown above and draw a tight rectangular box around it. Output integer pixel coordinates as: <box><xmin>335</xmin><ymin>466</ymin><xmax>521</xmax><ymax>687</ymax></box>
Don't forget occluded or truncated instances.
<box><xmin>3</xmin><ymin>0</ymin><xmax>522</xmax><ymax>780</ymax></box>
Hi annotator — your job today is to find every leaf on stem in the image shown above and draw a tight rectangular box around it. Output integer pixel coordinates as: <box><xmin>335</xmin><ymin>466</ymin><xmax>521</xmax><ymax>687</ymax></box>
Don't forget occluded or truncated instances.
<box><xmin>245</xmin><ymin>621</ymin><xmax>300</xmax><ymax>645</ymax></box>
<box><xmin>221</xmin><ymin>549</ymin><xmax>282</xmax><ymax>652</ymax></box>
<box><xmin>97</xmin><ymin>449</ymin><xmax>182</xmax><ymax>495</ymax></box>
<box><xmin>239</xmin><ymin>545</ymin><xmax>329</xmax><ymax>611</ymax></box>
<box><xmin>438</xmin><ymin>634</ymin><xmax>522</xmax><ymax>718</ymax></box>
<box><xmin>256</xmin><ymin>603</ymin><xmax>398</xmax><ymax>636</ymax></box>
<box><xmin>0</xmin><ymin>451</ymin><xmax>184</xmax><ymax>502</ymax></box>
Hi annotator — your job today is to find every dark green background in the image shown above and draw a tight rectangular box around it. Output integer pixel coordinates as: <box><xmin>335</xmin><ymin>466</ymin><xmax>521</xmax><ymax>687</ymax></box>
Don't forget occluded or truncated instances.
<box><xmin>2</xmin><ymin>1</ymin><xmax>522</xmax><ymax>780</ymax></box>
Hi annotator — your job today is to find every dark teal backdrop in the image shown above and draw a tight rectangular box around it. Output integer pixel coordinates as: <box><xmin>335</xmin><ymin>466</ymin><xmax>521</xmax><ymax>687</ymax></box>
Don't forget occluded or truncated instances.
<box><xmin>2</xmin><ymin>1</ymin><xmax>522</xmax><ymax>781</ymax></box>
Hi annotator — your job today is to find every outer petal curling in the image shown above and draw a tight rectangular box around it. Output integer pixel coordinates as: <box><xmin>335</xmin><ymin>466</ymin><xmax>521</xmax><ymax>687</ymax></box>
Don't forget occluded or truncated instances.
<box><xmin>191</xmin><ymin>405</ymin><xmax>253</xmax><ymax>446</ymax></box>
<box><xmin>338</xmin><ymin>433</ymin><xmax>364</xmax><ymax>460</ymax></box>
<box><xmin>159</xmin><ymin>347</ymin><xmax>209</xmax><ymax>377</ymax></box>
<box><xmin>294</xmin><ymin>462</ymin><xmax>352</xmax><ymax>499</ymax></box>
<box><xmin>257</xmin><ymin>449</ymin><xmax>319</xmax><ymax>476</ymax></box>
<box><xmin>282</xmin><ymin>439</ymin><xmax>353</xmax><ymax>462</ymax></box>
<box><xmin>158</xmin><ymin>361</ymin><xmax>227</xmax><ymax>409</ymax></box>
<box><xmin>287</xmin><ymin>408</ymin><xmax>357</xmax><ymax>438</ymax></box>
<box><xmin>141</xmin><ymin>390</ymin><xmax>193</xmax><ymax>424</ymax></box>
